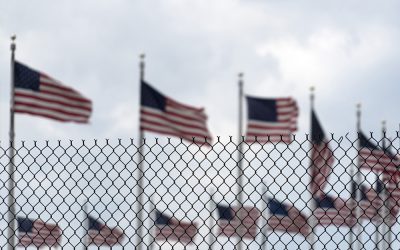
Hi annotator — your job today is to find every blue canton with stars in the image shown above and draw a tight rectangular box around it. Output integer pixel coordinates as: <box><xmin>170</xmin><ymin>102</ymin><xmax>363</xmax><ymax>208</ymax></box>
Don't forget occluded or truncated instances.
<box><xmin>14</xmin><ymin>62</ymin><xmax>41</xmax><ymax>91</ymax></box>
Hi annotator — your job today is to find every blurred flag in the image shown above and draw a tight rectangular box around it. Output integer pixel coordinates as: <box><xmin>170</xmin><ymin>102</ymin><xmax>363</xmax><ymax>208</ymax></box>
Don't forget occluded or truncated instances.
<box><xmin>140</xmin><ymin>81</ymin><xmax>212</xmax><ymax>144</ymax></box>
<box><xmin>314</xmin><ymin>195</ymin><xmax>356</xmax><ymax>227</ymax></box>
<box><xmin>358</xmin><ymin>132</ymin><xmax>399</xmax><ymax>174</ymax></box>
<box><xmin>216</xmin><ymin>204</ymin><xmax>260</xmax><ymax>239</ymax></box>
<box><xmin>17</xmin><ymin>217</ymin><xmax>61</xmax><ymax>248</ymax></box>
<box><xmin>245</xmin><ymin>97</ymin><xmax>298</xmax><ymax>143</ymax></box>
<box><xmin>309</xmin><ymin>110</ymin><xmax>334</xmax><ymax>197</ymax></box>
<box><xmin>382</xmin><ymin>168</ymin><xmax>400</xmax><ymax>220</ymax></box>
<box><xmin>87</xmin><ymin>216</ymin><xmax>124</xmax><ymax>246</ymax></box>
<box><xmin>351</xmin><ymin>182</ymin><xmax>384</xmax><ymax>222</ymax></box>
<box><xmin>154</xmin><ymin>210</ymin><xmax>197</xmax><ymax>245</ymax></box>
<box><xmin>359</xmin><ymin>135</ymin><xmax>400</xmax><ymax>222</ymax></box>
<box><xmin>14</xmin><ymin>61</ymin><xmax>92</xmax><ymax>123</ymax></box>
<box><xmin>267</xmin><ymin>198</ymin><xmax>310</xmax><ymax>236</ymax></box>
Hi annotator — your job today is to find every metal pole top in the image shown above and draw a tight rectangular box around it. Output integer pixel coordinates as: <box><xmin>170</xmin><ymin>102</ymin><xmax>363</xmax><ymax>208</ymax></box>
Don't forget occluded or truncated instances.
<box><xmin>238</xmin><ymin>72</ymin><xmax>244</xmax><ymax>86</ymax></box>
<box><xmin>310</xmin><ymin>85</ymin><xmax>315</xmax><ymax>99</ymax></box>
<box><xmin>10</xmin><ymin>35</ymin><xmax>16</xmax><ymax>50</ymax></box>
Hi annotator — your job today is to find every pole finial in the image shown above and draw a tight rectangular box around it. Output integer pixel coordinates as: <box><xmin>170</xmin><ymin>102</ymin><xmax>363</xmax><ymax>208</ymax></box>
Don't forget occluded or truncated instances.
<box><xmin>357</xmin><ymin>103</ymin><xmax>361</xmax><ymax>110</ymax></box>
<box><xmin>310</xmin><ymin>86</ymin><xmax>315</xmax><ymax>105</ymax></box>
<box><xmin>140</xmin><ymin>53</ymin><xmax>145</xmax><ymax>60</ymax></box>
<box><xmin>10</xmin><ymin>35</ymin><xmax>16</xmax><ymax>51</ymax></box>
<box><xmin>238</xmin><ymin>72</ymin><xmax>244</xmax><ymax>88</ymax></box>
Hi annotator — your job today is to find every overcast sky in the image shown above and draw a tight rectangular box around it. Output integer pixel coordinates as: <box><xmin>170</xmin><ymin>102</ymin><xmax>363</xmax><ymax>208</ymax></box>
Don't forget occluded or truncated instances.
<box><xmin>1</xmin><ymin>0</ymin><xmax>400</xmax><ymax>142</ymax></box>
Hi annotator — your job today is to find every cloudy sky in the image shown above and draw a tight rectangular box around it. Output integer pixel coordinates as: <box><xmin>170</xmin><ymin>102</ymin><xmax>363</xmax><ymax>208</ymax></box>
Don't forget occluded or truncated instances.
<box><xmin>1</xmin><ymin>0</ymin><xmax>400</xmax><ymax>142</ymax></box>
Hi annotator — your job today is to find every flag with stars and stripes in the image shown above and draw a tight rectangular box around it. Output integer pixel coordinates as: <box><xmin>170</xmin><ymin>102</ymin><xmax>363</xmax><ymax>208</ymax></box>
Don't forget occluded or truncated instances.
<box><xmin>140</xmin><ymin>81</ymin><xmax>212</xmax><ymax>144</ymax></box>
<box><xmin>245</xmin><ymin>96</ymin><xmax>298</xmax><ymax>143</ymax></box>
<box><xmin>14</xmin><ymin>61</ymin><xmax>92</xmax><ymax>123</ymax></box>
<box><xmin>309</xmin><ymin>110</ymin><xmax>334</xmax><ymax>197</ymax></box>
<box><xmin>17</xmin><ymin>217</ymin><xmax>62</xmax><ymax>248</ymax></box>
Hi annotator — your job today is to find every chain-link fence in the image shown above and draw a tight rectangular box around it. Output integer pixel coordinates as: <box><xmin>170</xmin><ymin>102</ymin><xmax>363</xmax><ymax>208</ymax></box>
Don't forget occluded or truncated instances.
<box><xmin>1</xmin><ymin>133</ymin><xmax>399</xmax><ymax>249</ymax></box>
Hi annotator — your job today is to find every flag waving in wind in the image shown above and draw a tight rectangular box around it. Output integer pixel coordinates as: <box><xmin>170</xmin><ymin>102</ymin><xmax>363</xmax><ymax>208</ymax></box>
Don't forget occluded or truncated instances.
<box><xmin>140</xmin><ymin>81</ymin><xmax>212</xmax><ymax>144</ymax></box>
<box><xmin>351</xmin><ymin>182</ymin><xmax>384</xmax><ymax>223</ymax></box>
<box><xmin>87</xmin><ymin>216</ymin><xmax>124</xmax><ymax>246</ymax></box>
<box><xmin>267</xmin><ymin>198</ymin><xmax>310</xmax><ymax>236</ymax></box>
<box><xmin>153</xmin><ymin>210</ymin><xmax>197</xmax><ymax>245</ymax></box>
<box><xmin>314</xmin><ymin>195</ymin><xmax>355</xmax><ymax>227</ymax></box>
<box><xmin>216</xmin><ymin>204</ymin><xmax>260</xmax><ymax>239</ymax></box>
<box><xmin>14</xmin><ymin>62</ymin><xmax>92</xmax><ymax>123</ymax></box>
<box><xmin>309</xmin><ymin>110</ymin><xmax>334</xmax><ymax>197</ymax></box>
<box><xmin>358</xmin><ymin>132</ymin><xmax>399</xmax><ymax>174</ymax></box>
<box><xmin>245</xmin><ymin>96</ymin><xmax>298</xmax><ymax>143</ymax></box>
<box><xmin>17</xmin><ymin>217</ymin><xmax>62</xmax><ymax>248</ymax></box>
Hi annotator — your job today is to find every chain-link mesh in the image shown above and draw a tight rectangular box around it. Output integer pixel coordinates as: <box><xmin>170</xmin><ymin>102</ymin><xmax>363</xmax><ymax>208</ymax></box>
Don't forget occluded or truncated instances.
<box><xmin>0</xmin><ymin>133</ymin><xmax>399</xmax><ymax>249</ymax></box>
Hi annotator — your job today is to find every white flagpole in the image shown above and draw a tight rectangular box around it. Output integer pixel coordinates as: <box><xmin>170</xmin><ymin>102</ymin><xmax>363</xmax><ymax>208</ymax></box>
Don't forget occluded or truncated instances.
<box><xmin>374</xmin><ymin>120</ymin><xmax>386</xmax><ymax>250</ymax></box>
<box><xmin>381</xmin><ymin>122</ymin><xmax>391</xmax><ymax>250</ymax></box>
<box><xmin>260</xmin><ymin>186</ymin><xmax>269</xmax><ymax>250</ymax></box>
<box><xmin>137</xmin><ymin>54</ymin><xmax>146</xmax><ymax>250</ymax></box>
<box><xmin>83</xmin><ymin>200</ymin><xmax>89</xmax><ymax>250</ymax></box>
<box><xmin>236</xmin><ymin>72</ymin><xmax>245</xmax><ymax>250</ymax></box>
<box><xmin>348</xmin><ymin>164</ymin><xmax>355</xmax><ymax>249</ymax></box>
<box><xmin>308</xmin><ymin>86</ymin><xmax>317</xmax><ymax>250</ymax></box>
<box><xmin>148</xmin><ymin>194</ymin><xmax>156</xmax><ymax>250</ymax></box>
<box><xmin>7</xmin><ymin>35</ymin><xmax>17</xmax><ymax>250</ymax></box>
<box><xmin>353</xmin><ymin>103</ymin><xmax>362</xmax><ymax>250</ymax></box>
<box><xmin>207</xmin><ymin>189</ymin><xmax>215</xmax><ymax>250</ymax></box>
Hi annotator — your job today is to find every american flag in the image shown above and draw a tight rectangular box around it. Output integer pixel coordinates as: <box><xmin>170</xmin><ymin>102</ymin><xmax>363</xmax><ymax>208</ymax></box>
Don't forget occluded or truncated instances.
<box><xmin>17</xmin><ymin>217</ymin><xmax>62</xmax><ymax>248</ymax></box>
<box><xmin>140</xmin><ymin>81</ymin><xmax>212</xmax><ymax>144</ymax></box>
<box><xmin>267</xmin><ymin>198</ymin><xmax>310</xmax><ymax>236</ymax></box>
<box><xmin>216</xmin><ymin>204</ymin><xmax>260</xmax><ymax>239</ymax></box>
<box><xmin>314</xmin><ymin>195</ymin><xmax>356</xmax><ymax>227</ymax></box>
<box><xmin>245</xmin><ymin>96</ymin><xmax>298</xmax><ymax>143</ymax></box>
<box><xmin>382</xmin><ymin>170</ymin><xmax>400</xmax><ymax>220</ymax></box>
<box><xmin>309</xmin><ymin>110</ymin><xmax>334</xmax><ymax>197</ymax></box>
<box><xmin>87</xmin><ymin>216</ymin><xmax>124</xmax><ymax>246</ymax></box>
<box><xmin>14</xmin><ymin>61</ymin><xmax>92</xmax><ymax>123</ymax></box>
<box><xmin>154</xmin><ymin>210</ymin><xmax>197</xmax><ymax>245</ymax></box>
<box><xmin>351</xmin><ymin>182</ymin><xmax>384</xmax><ymax>223</ymax></box>
<box><xmin>358</xmin><ymin>132</ymin><xmax>399</xmax><ymax>174</ymax></box>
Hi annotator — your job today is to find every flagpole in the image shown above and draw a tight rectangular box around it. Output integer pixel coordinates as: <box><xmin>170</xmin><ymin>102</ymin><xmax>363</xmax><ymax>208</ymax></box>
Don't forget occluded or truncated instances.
<box><xmin>381</xmin><ymin>121</ymin><xmax>391</xmax><ymax>250</ymax></box>
<box><xmin>148</xmin><ymin>194</ymin><xmax>156</xmax><ymax>250</ymax></box>
<box><xmin>261</xmin><ymin>185</ymin><xmax>268</xmax><ymax>250</ymax></box>
<box><xmin>348</xmin><ymin>104</ymin><xmax>358</xmax><ymax>249</ymax></box>
<box><xmin>137</xmin><ymin>54</ymin><xmax>146</xmax><ymax>250</ymax></box>
<box><xmin>374</xmin><ymin>121</ymin><xmax>386</xmax><ymax>250</ymax></box>
<box><xmin>83</xmin><ymin>200</ymin><xmax>88</xmax><ymax>250</ymax></box>
<box><xmin>236</xmin><ymin>72</ymin><xmax>244</xmax><ymax>250</ymax></box>
<box><xmin>308</xmin><ymin>86</ymin><xmax>317</xmax><ymax>250</ymax></box>
<box><xmin>207</xmin><ymin>189</ymin><xmax>215</xmax><ymax>250</ymax></box>
<box><xmin>386</xmin><ymin>130</ymin><xmax>394</xmax><ymax>250</ymax></box>
<box><xmin>7</xmin><ymin>35</ymin><xmax>17</xmax><ymax>250</ymax></box>
<box><xmin>353</xmin><ymin>103</ymin><xmax>362</xmax><ymax>250</ymax></box>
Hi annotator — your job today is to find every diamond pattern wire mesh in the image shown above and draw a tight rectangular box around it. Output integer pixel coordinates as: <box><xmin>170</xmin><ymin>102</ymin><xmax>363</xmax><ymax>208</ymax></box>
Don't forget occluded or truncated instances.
<box><xmin>0</xmin><ymin>133</ymin><xmax>399</xmax><ymax>249</ymax></box>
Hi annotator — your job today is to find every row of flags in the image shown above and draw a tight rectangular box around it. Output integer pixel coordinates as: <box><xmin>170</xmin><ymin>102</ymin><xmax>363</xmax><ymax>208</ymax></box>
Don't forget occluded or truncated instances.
<box><xmin>19</xmin><ymin>191</ymin><xmax>393</xmax><ymax>248</ymax></box>
<box><xmin>16</xmin><ymin>216</ymin><xmax>124</xmax><ymax>248</ymax></box>
<box><xmin>154</xmin><ymin>192</ymin><xmax>395</xmax><ymax>245</ymax></box>
<box><xmin>10</xmin><ymin>58</ymin><xmax>400</xmax><ymax>247</ymax></box>
<box><xmin>13</xmin><ymin>61</ymin><xmax>301</xmax><ymax>145</ymax></box>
